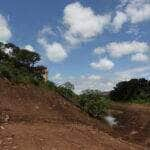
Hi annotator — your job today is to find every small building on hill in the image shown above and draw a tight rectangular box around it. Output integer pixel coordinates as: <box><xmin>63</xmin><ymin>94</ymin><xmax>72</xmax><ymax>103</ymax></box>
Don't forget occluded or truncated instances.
<box><xmin>33</xmin><ymin>66</ymin><xmax>48</xmax><ymax>82</ymax></box>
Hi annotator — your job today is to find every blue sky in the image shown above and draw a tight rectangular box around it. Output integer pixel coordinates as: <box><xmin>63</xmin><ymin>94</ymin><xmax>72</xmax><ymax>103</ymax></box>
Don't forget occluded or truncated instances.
<box><xmin>0</xmin><ymin>0</ymin><xmax>150</xmax><ymax>93</ymax></box>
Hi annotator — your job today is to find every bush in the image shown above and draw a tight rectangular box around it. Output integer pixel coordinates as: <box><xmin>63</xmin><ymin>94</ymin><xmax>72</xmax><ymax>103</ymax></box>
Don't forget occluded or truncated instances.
<box><xmin>57</xmin><ymin>85</ymin><xmax>76</xmax><ymax>99</ymax></box>
<box><xmin>0</xmin><ymin>65</ymin><xmax>12</xmax><ymax>79</ymax></box>
<box><xmin>79</xmin><ymin>90</ymin><xmax>109</xmax><ymax>118</ymax></box>
<box><xmin>84</xmin><ymin>97</ymin><xmax>109</xmax><ymax>118</ymax></box>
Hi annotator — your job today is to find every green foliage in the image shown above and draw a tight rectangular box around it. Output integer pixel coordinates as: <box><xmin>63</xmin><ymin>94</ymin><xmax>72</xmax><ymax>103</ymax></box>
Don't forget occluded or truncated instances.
<box><xmin>40</xmin><ymin>80</ymin><xmax>56</xmax><ymax>90</ymax></box>
<box><xmin>0</xmin><ymin>42</ymin><xmax>43</xmax><ymax>85</ymax></box>
<box><xmin>56</xmin><ymin>82</ymin><xmax>79</xmax><ymax>106</ymax></box>
<box><xmin>79</xmin><ymin>89</ymin><xmax>109</xmax><ymax>118</ymax></box>
<box><xmin>57</xmin><ymin>85</ymin><xmax>76</xmax><ymax>99</ymax></box>
<box><xmin>110</xmin><ymin>78</ymin><xmax>150</xmax><ymax>103</ymax></box>
<box><xmin>12</xmin><ymin>48</ymin><xmax>40</xmax><ymax>67</ymax></box>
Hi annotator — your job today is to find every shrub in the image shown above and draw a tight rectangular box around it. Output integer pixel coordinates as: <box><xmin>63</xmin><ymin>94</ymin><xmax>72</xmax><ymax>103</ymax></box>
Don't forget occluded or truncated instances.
<box><xmin>79</xmin><ymin>89</ymin><xmax>109</xmax><ymax>118</ymax></box>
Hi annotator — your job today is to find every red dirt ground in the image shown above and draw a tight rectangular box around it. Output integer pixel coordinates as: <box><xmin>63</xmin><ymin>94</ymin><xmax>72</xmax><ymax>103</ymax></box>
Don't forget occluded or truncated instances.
<box><xmin>0</xmin><ymin>78</ymin><xmax>148</xmax><ymax>150</ymax></box>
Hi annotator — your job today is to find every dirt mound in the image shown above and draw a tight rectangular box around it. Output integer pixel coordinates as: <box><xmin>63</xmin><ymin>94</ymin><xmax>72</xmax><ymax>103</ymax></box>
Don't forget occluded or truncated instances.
<box><xmin>0</xmin><ymin>78</ymin><xmax>143</xmax><ymax>149</ymax></box>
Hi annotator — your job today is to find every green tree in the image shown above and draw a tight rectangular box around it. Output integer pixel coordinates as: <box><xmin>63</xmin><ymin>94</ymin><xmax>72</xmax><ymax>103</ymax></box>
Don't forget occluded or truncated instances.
<box><xmin>79</xmin><ymin>89</ymin><xmax>109</xmax><ymax>117</ymax></box>
<box><xmin>12</xmin><ymin>49</ymin><xmax>40</xmax><ymax>67</ymax></box>
<box><xmin>110</xmin><ymin>78</ymin><xmax>150</xmax><ymax>103</ymax></box>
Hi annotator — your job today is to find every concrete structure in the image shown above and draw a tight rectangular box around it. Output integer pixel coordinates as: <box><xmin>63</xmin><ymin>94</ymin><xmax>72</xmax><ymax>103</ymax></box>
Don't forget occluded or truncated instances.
<box><xmin>33</xmin><ymin>66</ymin><xmax>48</xmax><ymax>82</ymax></box>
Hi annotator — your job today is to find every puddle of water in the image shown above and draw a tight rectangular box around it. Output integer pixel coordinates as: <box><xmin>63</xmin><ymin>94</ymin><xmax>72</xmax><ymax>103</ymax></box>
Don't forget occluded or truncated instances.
<box><xmin>104</xmin><ymin>115</ymin><xmax>117</xmax><ymax>127</ymax></box>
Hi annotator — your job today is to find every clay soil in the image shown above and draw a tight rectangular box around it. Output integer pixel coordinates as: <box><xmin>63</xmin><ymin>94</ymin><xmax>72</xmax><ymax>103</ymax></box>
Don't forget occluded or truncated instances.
<box><xmin>0</xmin><ymin>78</ymin><xmax>148</xmax><ymax>150</ymax></box>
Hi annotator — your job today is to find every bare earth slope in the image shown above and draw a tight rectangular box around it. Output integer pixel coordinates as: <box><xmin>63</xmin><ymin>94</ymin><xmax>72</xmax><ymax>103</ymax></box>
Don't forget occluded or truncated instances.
<box><xmin>0</xmin><ymin>78</ymin><xmax>143</xmax><ymax>150</ymax></box>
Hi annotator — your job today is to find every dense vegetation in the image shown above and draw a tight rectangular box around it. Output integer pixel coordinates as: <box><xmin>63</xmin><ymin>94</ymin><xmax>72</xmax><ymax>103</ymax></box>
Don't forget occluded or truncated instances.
<box><xmin>79</xmin><ymin>90</ymin><xmax>109</xmax><ymax>118</ymax></box>
<box><xmin>110</xmin><ymin>78</ymin><xmax>150</xmax><ymax>103</ymax></box>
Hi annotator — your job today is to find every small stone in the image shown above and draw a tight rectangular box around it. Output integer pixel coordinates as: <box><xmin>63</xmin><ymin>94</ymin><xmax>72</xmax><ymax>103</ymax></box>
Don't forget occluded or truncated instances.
<box><xmin>4</xmin><ymin>114</ymin><xmax>10</xmax><ymax>122</ymax></box>
<box><xmin>0</xmin><ymin>140</ymin><xmax>3</xmax><ymax>145</ymax></box>
<box><xmin>130</xmin><ymin>131</ymin><xmax>138</xmax><ymax>135</ymax></box>
<box><xmin>35</xmin><ymin>106</ymin><xmax>39</xmax><ymax>110</ymax></box>
<box><xmin>12</xmin><ymin>146</ymin><xmax>17</xmax><ymax>149</ymax></box>
<box><xmin>0</xmin><ymin>126</ymin><xmax>5</xmax><ymax>129</ymax></box>
<box><xmin>7</xmin><ymin>137</ymin><xmax>13</xmax><ymax>141</ymax></box>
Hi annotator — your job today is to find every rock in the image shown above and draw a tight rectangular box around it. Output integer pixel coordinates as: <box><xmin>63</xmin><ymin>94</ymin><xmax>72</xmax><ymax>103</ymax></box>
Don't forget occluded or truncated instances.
<box><xmin>0</xmin><ymin>126</ymin><xmax>5</xmax><ymax>129</ymax></box>
<box><xmin>12</xmin><ymin>146</ymin><xmax>17</xmax><ymax>149</ymax></box>
<box><xmin>130</xmin><ymin>131</ymin><xmax>138</xmax><ymax>135</ymax></box>
<box><xmin>4</xmin><ymin>114</ymin><xmax>10</xmax><ymax>122</ymax></box>
<box><xmin>35</xmin><ymin>106</ymin><xmax>39</xmax><ymax>110</ymax></box>
<box><xmin>0</xmin><ymin>140</ymin><xmax>3</xmax><ymax>145</ymax></box>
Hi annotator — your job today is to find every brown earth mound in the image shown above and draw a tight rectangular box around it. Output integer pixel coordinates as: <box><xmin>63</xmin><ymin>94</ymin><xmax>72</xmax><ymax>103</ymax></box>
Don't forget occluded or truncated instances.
<box><xmin>0</xmin><ymin>78</ymin><xmax>144</xmax><ymax>150</ymax></box>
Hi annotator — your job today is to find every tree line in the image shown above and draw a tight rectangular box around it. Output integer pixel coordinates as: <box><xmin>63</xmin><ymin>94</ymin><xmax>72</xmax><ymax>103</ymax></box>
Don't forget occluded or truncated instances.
<box><xmin>110</xmin><ymin>78</ymin><xmax>150</xmax><ymax>103</ymax></box>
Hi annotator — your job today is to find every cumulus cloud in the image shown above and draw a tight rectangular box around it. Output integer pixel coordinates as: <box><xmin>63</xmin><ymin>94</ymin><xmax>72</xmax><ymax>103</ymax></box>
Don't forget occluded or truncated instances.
<box><xmin>38</xmin><ymin>25</ymin><xmax>54</xmax><ymax>37</ymax></box>
<box><xmin>115</xmin><ymin>66</ymin><xmax>150</xmax><ymax>81</ymax></box>
<box><xmin>38</xmin><ymin>39</ymin><xmax>67</xmax><ymax>62</ymax></box>
<box><xmin>90</xmin><ymin>58</ymin><xmax>114</xmax><ymax>70</ymax></box>
<box><xmin>125</xmin><ymin>0</ymin><xmax>150</xmax><ymax>23</ymax></box>
<box><xmin>112</xmin><ymin>11</ymin><xmax>127</xmax><ymax>31</ymax></box>
<box><xmin>106</xmin><ymin>41</ymin><xmax>149</xmax><ymax>58</ymax></box>
<box><xmin>113</xmin><ymin>0</ymin><xmax>150</xmax><ymax>31</ymax></box>
<box><xmin>24</xmin><ymin>45</ymin><xmax>36</xmax><ymax>52</ymax></box>
<box><xmin>37</xmin><ymin>26</ymin><xmax>67</xmax><ymax>63</ymax></box>
<box><xmin>0</xmin><ymin>14</ymin><xmax>12</xmax><ymax>42</ymax></box>
<box><xmin>94</xmin><ymin>47</ymin><xmax>106</xmax><ymax>55</ymax></box>
<box><xmin>131</xmin><ymin>53</ymin><xmax>149</xmax><ymax>62</ymax></box>
<box><xmin>87</xmin><ymin>74</ymin><xmax>101</xmax><ymax>80</ymax></box>
<box><xmin>96</xmin><ymin>41</ymin><xmax>149</xmax><ymax>58</ymax></box>
<box><xmin>63</xmin><ymin>2</ymin><xmax>111</xmax><ymax>44</ymax></box>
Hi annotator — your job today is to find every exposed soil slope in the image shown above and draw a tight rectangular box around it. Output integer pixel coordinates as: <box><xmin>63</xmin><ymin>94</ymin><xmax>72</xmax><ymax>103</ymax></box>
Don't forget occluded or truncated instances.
<box><xmin>110</xmin><ymin>102</ymin><xmax>150</xmax><ymax>147</ymax></box>
<box><xmin>0</xmin><ymin>78</ymin><xmax>143</xmax><ymax>150</ymax></box>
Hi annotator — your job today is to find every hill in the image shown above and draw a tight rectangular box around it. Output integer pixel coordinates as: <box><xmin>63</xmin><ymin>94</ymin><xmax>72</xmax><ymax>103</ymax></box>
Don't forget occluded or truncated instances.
<box><xmin>0</xmin><ymin>78</ymin><xmax>143</xmax><ymax>150</ymax></box>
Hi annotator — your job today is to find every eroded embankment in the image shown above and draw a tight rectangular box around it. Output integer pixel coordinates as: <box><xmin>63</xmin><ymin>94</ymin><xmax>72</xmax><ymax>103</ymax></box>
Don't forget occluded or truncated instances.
<box><xmin>108</xmin><ymin>103</ymin><xmax>150</xmax><ymax>147</ymax></box>
<box><xmin>0</xmin><ymin>78</ymin><xmax>146</xmax><ymax>150</ymax></box>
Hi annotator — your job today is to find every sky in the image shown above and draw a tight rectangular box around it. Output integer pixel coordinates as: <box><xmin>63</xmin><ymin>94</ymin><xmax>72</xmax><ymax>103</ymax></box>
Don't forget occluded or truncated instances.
<box><xmin>0</xmin><ymin>0</ymin><xmax>150</xmax><ymax>93</ymax></box>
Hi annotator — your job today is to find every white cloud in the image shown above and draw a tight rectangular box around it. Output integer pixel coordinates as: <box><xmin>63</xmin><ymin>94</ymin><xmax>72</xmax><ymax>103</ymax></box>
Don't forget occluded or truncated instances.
<box><xmin>115</xmin><ymin>66</ymin><xmax>150</xmax><ymax>81</ymax></box>
<box><xmin>63</xmin><ymin>2</ymin><xmax>111</xmax><ymax>44</ymax></box>
<box><xmin>38</xmin><ymin>25</ymin><xmax>54</xmax><ymax>37</ymax></box>
<box><xmin>126</xmin><ymin>26</ymin><xmax>140</xmax><ymax>36</ymax></box>
<box><xmin>131</xmin><ymin>53</ymin><xmax>149</xmax><ymax>62</ymax></box>
<box><xmin>0</xmin><ymin>14</ymin><xmax>12</xmax><ymax>42</ymax></box>
<box><xmin>90</xmin><ymin>58</ymin><xmax>114</xmax><ymax>70</ymax></box>
<box><xmin>24</xmin><ymin>45</ymin><xmax>36</xmax><ymax>52</ymax></box>
<box><xmin>39</xmin><ymin>39</ymin><xmax>67</xmax><ymax>62</ymax></box>
<box><xmin>106</xmin><ymin>41</ymin><xmax>149</xmax><ymax>58</ymax></box>
<box><xmin>114</xmin><ymin>0</ymin><xmax>150</xmax><ymax>31</ymax></box>
<box><xmin>51</xmin><ymin>73</ymin><xmax>62</xmax><ymax>84</ymax></box>
<box><xmin>125</xmin><ymin>0</ymin><xmax>150</xmax><ymax>23</ymax></box>
<box><xmin>37</xmin><ymin>26</ymin><xmax>67</xmax><ymax>63</ymax></box>
<box><xmin>112</xmin><ymin>11</ymin><xmax>127</xmax><ymax>31</ymax></box>
<box><xmin>94</xmin><ymin>47</ymin><xmax>106</xmax><ymax>55</ymax></box>
<box><xmin>87</xmin><ymin>75</ymin><xmax>101</xmax><ymax>80</ymax></box>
